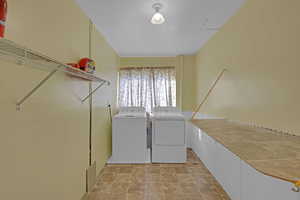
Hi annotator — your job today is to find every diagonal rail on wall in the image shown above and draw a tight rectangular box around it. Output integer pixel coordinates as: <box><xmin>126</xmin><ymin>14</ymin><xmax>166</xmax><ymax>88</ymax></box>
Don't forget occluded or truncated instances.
<box><xmin>191</xmin><ymin>68</ymin><xmax>227</xmax><ymax>119</ymax></box>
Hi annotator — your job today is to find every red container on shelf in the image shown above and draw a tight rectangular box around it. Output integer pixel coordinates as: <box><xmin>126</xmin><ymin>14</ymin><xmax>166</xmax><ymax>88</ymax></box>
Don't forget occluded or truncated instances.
<box><xmin>78</xmin><ymin>58</ymin><xmax>96</xmax><ymax>74</ymax></box>
<box><xmin>0</xmin><ymin>0</ymin><xmax>7</xmax><ymax>38</ymax></box>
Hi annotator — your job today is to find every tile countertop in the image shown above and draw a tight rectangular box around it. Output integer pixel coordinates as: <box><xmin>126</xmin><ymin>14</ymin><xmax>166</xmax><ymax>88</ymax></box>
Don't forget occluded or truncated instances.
<box><xmin>191</xmin><ymin>119</ymin><xmax>300</xmax><ymax>183</ymax></box>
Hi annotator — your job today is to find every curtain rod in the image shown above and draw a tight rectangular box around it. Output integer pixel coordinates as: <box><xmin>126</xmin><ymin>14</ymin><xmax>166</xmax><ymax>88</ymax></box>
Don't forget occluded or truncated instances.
<box><xmin>120</xmin><ymin>66</ymin><xmax>175</xmax><ymax>70</ymax></box>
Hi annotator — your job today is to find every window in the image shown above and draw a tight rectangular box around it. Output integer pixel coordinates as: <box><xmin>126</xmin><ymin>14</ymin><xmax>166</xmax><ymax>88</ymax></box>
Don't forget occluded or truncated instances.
<box><xmin>118</xmin><ymin>67</ymin><xmax>176</xmax><ymax>112</ymax></box>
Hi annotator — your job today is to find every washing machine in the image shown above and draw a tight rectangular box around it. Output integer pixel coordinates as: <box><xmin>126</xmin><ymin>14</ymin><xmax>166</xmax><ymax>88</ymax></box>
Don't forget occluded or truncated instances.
<box><xmin>151</xmin><ymin>107</ymin><xmax>186</xmax><ymax>163</ymax></box>
<box><xmin>110</xmin><ymin>107</ymin><xmax>149</xmax><ymax>163</ymax></box>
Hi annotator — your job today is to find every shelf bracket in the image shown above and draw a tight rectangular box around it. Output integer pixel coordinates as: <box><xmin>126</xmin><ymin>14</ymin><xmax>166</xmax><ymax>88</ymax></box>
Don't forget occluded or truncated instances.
<box><xmin>81</xmin><ymin>81</ymin><xmax>107</xmax><ymax>103</ymax></box>
<box><xmin>16</xmin><ymin>65</ymin><xmax>62</xmax><ymax>111</ymax></box>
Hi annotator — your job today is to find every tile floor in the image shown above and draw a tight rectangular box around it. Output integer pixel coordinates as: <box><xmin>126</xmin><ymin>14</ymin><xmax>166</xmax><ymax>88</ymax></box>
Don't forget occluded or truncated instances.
<box><xmin>87</xmin><ymin>149</ymin><xmax>230</xmax><ymax>200</ymax></box>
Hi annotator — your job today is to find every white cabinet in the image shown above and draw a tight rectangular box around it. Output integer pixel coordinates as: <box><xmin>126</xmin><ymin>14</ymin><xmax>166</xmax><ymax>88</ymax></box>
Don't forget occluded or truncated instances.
<box><xmin>204</xmin><ymin>134</ymin><xmax>217</xmax><ymax>175</ymax></box>
<box><xmin>240</xmin><ymin>160</ymin><xmax>299</xmax><ymax>200</ymax></box>
<box><xmin>190</xmin><ymin>125</ymin><xmax>300</xmax><ymax>200</ymax></box>
<box><xmin>195</xmin><ymin>131</ymin><xmax>241</xmax><ymax>200</ymax></box>
<box><xmin>190</xmin><ymin>125</ymin><xmax>202</xmax><ymax>157</ymax></box>
<box><xmin>214</xmin><ymin>142</ymin><xmax>241</xmax><ymax>200</ymax></box>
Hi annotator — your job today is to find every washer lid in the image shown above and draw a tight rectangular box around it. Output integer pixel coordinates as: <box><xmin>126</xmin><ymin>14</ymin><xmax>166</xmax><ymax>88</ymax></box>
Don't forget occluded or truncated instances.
<box><xmin>114</xmin><ymin>112</ymin><xmax>147</xmax><ymax>119</ymax></box>
<box><xmin>151</xmin><ymin>112</ymin><xmax>185</xmax><ymax>120</ymax></box>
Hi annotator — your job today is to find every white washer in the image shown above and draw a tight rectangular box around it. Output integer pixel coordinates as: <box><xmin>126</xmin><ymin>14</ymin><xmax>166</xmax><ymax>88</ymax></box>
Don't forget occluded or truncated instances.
<box><xmin>111</xmin><ymin>107</ymin><xmax>149</xmax><ymax>163</ymax></box>
<box><xmin>151</xmin><ymin>107</ymin><xmax>186</xmax><ymax>163</ymax></box>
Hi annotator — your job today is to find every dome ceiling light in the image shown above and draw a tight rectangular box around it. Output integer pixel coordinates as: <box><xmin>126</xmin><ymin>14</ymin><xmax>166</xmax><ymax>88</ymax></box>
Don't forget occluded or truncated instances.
<box><xmin>151</xmin><ymin>3</ymin><xmax>165</xmax><ymax>25</ymax></box>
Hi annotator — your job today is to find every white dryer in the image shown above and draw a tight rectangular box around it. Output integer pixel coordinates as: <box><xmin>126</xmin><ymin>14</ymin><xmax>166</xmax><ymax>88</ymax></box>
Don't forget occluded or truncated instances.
<box><xmin>151</xmin><ymin>107</ymin><xmax>186</xmax><ymax>163</ymax></box>
<box><xmin>111</xmin><ymin>107</ymin><xmax>149</xmax><ymax>163</ymax></box>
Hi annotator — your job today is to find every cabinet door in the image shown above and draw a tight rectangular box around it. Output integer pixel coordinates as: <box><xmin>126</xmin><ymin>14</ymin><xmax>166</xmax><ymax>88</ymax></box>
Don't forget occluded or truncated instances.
<box><xmin>191</xmin><ymin>127</ymin><xmax>204</xmax><ymax>160</ymax></box>
<box><xmin>214</xmin><ymin>142</ymin><xmax>241</xmax><ymax>200</ymax></box>
<box><xmin>207</xmin><ymin>134</ymin><xmax>217</xmax><ymax>174</ymax></box>
<box><xmin>201</xmin><ymin>132</ymin><xmax>217</xmax><ymax>175</ymax></box>
<box><xmin>241</xmin><ymin>160</ymin><xmax>299</xmax><ymax>200</ymax></box>
<box><xmin>185</xmin><ymin>121</ymin><xmax>194</xmax><ymax>148</ymax></box>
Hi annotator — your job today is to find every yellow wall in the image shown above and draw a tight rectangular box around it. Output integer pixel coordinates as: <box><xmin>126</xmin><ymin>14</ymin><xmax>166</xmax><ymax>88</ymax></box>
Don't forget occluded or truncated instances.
<box><xmin>0</xmin><ymin>0</ymin><xmax>119</xmax><ymax>200</ymax></box>
<box><xmin>195</xmin><ymin>0</ymin><xmax>300</xmax><ymax>135</ymax></box>
<box><xmin>120</xmin><ymin>56</ymin><xmax>196</xmax><ymax>111</ymax></box>
<box><xmin>182</xmin><ymin>55</ymin><xmax>197</xmax><ymax>111</ymax></box>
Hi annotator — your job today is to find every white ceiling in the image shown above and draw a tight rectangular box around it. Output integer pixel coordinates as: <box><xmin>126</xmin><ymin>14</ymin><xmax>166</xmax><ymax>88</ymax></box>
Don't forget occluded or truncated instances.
<box><xmin>75</xmin><ymin>0</ymin><xmax>245</xmax><ymax>57</ymax></box>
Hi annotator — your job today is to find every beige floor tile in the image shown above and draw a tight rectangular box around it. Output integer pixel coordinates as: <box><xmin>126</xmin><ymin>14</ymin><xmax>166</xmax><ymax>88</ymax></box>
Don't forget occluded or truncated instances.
<box><xmin>87</xmin><ymin>150</ymin><xmax>230</xmax><ymax>200</ymax></box>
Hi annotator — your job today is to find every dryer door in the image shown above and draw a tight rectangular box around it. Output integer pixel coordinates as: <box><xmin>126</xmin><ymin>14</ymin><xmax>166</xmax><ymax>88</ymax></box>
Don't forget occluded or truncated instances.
<box><xmin>154</xmin><ymin>120</ymin><xmax>185</xmax><ymax>146</ymax></box>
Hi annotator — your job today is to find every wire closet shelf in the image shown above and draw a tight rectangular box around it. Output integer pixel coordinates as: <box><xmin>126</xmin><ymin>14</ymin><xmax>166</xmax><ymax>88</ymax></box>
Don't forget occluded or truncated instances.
<box><xmin>0</xmin><ymin>38</ymin><xmax>110</xmax><ymax>110</ymax></box>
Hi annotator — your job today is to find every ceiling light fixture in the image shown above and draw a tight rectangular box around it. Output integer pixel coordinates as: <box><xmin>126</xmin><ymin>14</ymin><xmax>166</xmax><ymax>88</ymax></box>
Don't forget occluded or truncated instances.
<box><xmin>151</xmin><ymin>3</ymin><xmax>165</xmax><ymax>25</ymax></box>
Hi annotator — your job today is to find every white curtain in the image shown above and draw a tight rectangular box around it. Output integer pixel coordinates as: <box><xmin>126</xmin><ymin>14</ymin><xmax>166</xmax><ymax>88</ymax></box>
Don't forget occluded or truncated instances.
<box><xmin>118</xmin><ymin>67</ymin><xmax>176</xmax><ymax>112</ymax></box>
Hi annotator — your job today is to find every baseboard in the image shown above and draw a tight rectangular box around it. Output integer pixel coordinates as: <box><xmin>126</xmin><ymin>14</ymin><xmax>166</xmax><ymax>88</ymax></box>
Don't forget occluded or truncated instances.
<box><xmin>80</xmin><ymin>192</ymin><xmax>88</xmax><ymax>200</ymax></box>
<box><xmin>81</xmin><ymin>160</ymin><xmax>114</xmax><ymax>200</ymax></box>
<box><xmin>86</xmin><ymin>161</ymin><xmax>97</xmax><ymax>192</ymax></box>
